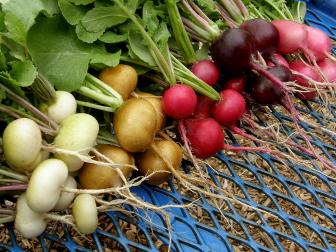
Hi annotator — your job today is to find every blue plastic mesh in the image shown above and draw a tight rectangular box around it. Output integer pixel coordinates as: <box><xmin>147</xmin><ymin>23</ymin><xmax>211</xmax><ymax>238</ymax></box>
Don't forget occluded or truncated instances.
<box><xmin>1</xmin><ymin>1</ymin><xmax>336</xmax><ymax>252</ymax></box>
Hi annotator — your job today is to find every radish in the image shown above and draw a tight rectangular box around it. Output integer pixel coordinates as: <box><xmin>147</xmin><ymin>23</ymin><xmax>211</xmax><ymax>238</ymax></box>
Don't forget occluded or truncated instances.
<box><xmin>267</xmin><ymin>53</ymin><xmax>289</xmax><ymax>68</ymax></box>
<box><xmin>272</xmin><ymin>20</ymin><xmax>334</xmax><ymax>64</ymax></box>
<box><xmin>222</xmin><ymin>77</ymin><xmax>245</xmax><ymax>93</ymax></box>
<box><xmin>210</xmin><ymin>28</ymin><xmax>289</xmax><ymax>95</ymax></box>
<box><xmin>240</xmin><ymin>18</ymin><xmax>279</xmax><ymax>58</ymax></box>
<box><xmin>191</xmin><ymin>60</ymin><xmax>220</xmax><ymax>86</ymax></box>
<box><xmin>15</xmin><ymin>193</ymin><xmax>47</xmax><ymax>239</ymax></box>
<box><xmin>182</xmin><ymin>118</ymin><xmax>224</xmax><ymax>159</ymax></box>
<box><xmin>211</xmin><ymin>28</ymin><xmax>255</xmax><ymax>74</ymax></box>
<box><xmin>162</xmin><ymin>84</ymin><xmax>197</xmax><ymax>119</ymax></box>
<box><xmin>54</xmin><ymin>176</ymin><xmax>77</xmax><ymax>211</ymax></box>
<box><xmin>53</xmin><ymin>113</ymin><xmax>99</xmax><ymax>172</ymax></box>
<box><xmin>3</xmin><ymin>118</ymin><xmax>43</xmax><ymax>172</ymax></box>
<box><xmin>72</xmin><ymin>194</ymin><xmax>98</xmax><ymax>234</ymax></box>
<box><xmin>41</xmin><ymin>91</ymin><xmax>77</xmax><ymax>123</ymax></box>
<box><xmin>212</xmin><ymin>89</ymin><xmax>246</xmax><ymax>126</ymax></box>
<box><xmin>192</xmin><ymin>95</ymin><xmax>216</xmax><ymax>119</ymax></box>
<box><xmin>306</xmin><ymin>26</ymin><xmax>332</xmax><ymax>62</ymax></box>
<box><xmin>250</xmin><ymin>65</ymin><xmax>292</xmax><ymax>105</ymax></box>
<box><xmin>26</xmin><ymin>159</ymin><xmax>68</xmax><ymax>213</ymax></box>
<box><xmin>271</xmin><ymin>20</ymin><xmax>308</xmax><ymax>55</ymax></box>
<box><xmin>318</xmin><ymin>58</ymin><xmax>336</xmax><ymax>82</ymax></box>
<box><xmin>289</xmin><ymin>60</ymin><xmax>321</xmax><ymax>100</ymax></box>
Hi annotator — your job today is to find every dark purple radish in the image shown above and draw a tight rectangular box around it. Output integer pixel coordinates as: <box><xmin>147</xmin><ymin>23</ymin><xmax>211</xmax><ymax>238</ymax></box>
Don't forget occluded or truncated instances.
<box><xmin>211</xmin><ymin>28</ymin><xmax>289</xmax><ymax>93</ymax></box>
<box><xmin>250</xmin><ymin>65</ymin><xmax>292</xmax><ymax>105</ymax></box>
<box><xmin>317</xmin><ymin>58</ymin><xmax>336</xmax><ymax>82</ymax></box>
<box><xmin>267</xmin><ymin>53</ymin><xmax>289</xmax><ymax>68</ymax></box>
<box><xmin>289</xmin><ymin>60</ymin><xmax>321</xmax><ymax>100</ymax></box>
<box><xmin>240</xmin><ymin>18</ymin><xmax>279</xmax><ymax>58</ymax></box>
<box><xmin>212</xmin><ymin>89</ymin><xmax>246</xmax><ymax>126</ymax></box>
<box><xmin>191</xmin><ymin>60</ymin><xmax>220</xmax><ymax>86</ymax></box>
<box><xmin>182</xmin><ymin>118</ymin><xmax>224</xmax><ymax>159</ymax></box>
<box><xmin>222</xmin><ymin>77</ymin><xmax>246</xmax><ymax>93</ymax></box>
<box><xmin>211</xmin><ymin>28</ymin><xmax>255</xmax><ymax>74</ymax></box>
<box><xmin>192</xmin><ymin>95</ymin><xmax>216</xmax><ymax>119</ymax></box>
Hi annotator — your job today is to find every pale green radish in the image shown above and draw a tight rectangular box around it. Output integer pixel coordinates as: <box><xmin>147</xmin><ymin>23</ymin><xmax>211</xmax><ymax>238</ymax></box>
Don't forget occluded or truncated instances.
<box><xmin>53</xmin><ymin>113</ymin><xmax>99</xmax><ymax>172</ymax></box>
<box><xmin>72</xmin><ymin>194</ymin><xmax>98</xmax><ymax>234</ymax></box>
<box><xmin>26</xmin><ymin>159</ymin><xmax>68</xmax><ymax>213</ymax></box>
<box><xmin>3</xmin><ymin>118</ymin><xmax>42</xmax><ymax>172</ymax></box>
<box><xmin>54</xmin><ymin>176</ymin><xmax>77</xmax><ymax>211</ymax></box>
<box><xmin>41</xmin><ymin>91</ymin><xmax>77</xmax><ymax>123</ymax></box>
<box><xmin>15</xmin><ymin>193</ymin><xmax>47</xmax><ymax>239</ymax></box>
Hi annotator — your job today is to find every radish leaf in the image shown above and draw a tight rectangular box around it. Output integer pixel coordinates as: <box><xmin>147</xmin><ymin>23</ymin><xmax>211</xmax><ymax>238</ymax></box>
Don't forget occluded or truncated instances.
<box><xmin>10</xmin><ymin>60</ymin><xmax>38</xmax><ymax>87</ymax></box>
<box><xmin>27</xmin><ymin>16</ymin><xmax>92</xmax><ymax>91</ymax></box>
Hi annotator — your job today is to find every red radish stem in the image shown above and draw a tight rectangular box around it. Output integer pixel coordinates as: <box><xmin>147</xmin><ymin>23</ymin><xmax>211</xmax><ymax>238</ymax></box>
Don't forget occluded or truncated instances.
<box><xmin>0</xmin><ymin>184</ymin><xmax>28</xmax><ymax>191</ymax></box>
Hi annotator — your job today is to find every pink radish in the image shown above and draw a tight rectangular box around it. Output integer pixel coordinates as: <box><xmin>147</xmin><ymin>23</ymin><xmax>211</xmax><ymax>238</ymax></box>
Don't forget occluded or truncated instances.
<box><xmin>289</xmin><ymin>60</ymin><xmax>321</xmax><ymax>100</ymax></box>
<box><xmin>162</xmin><ymin>84</ymin><xmax>197</xmax><ymax>119</ymax></box>
<box><xmin>271</xmin><ymin>20</ymin><xmax>308</xmax><ymax>55</ymax></box>
<box><xmin>306</xmin><ymin>26</ymin><xmax>332</xmax><ymax>61</ymax></box>
<box><xmin>191</xmin><ymin>60</ymin><xmax>220</xmax><ymax>86</ymax></box>
<box><xmin>317</xmin><ymin>58</ymin><xmax>336</xmax><ymax>82</ymax></box>
<box><xmin>212</xmin><ymin>89</ymin><xmax>246</xmax><ymax>126</ymax></box>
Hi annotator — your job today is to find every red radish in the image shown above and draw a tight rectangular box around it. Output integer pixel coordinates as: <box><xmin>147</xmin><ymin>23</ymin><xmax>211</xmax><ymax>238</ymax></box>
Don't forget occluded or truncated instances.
<box><xmin>306</xmin><ymin>26</ymin><xmax>332</xmax><ymax>61</ymax></box>
<box><xmin>223</xmin><ymin>77</ymin><xmax>246</xmax><ymax>93</ymax></box>
<box><xmin>212</xmin><ymin>90</ymin><xmax>246</xmax><ymax>126</ymax></box>
<box><xmin>240</xmin><ymin>18</ymin><xmax>279</xmax><ymax>58</ymax></box>
<box><xmin>191</xmin><ymin>60</ymin><xmax>220</xmax><ymax>86</ymax></box>
<box><xmin>192</xmin><ymin>95</ymin><xmax>216</xmax><ymax>119</ymax></box>
<box><xmin>318</xmin><ymin>58</ymin><xmax>336</xmax><ymax>82</ymax></box>
<box><xmin>162</xmin><ymin>85</ymin><xmax>197</xmax><ymax>119</ymax></box>
<box><xmin>267</xmin><ymin>53</ymin><xmax>289</xmax><ymax>68</ymax></box>
<box><xmin>289</xmin><ymin>60</ymin><xmax>321</xmax><ymax>100</ymax></box>
<box><xmin>183</xmin><ymin>118</ymin><xmax>224</xmax><ymax>159</ymax></box>
<box><xmin>271</xmin><ymin>20</ymin><xmax>308</xmax><ymax>54</ymax></box>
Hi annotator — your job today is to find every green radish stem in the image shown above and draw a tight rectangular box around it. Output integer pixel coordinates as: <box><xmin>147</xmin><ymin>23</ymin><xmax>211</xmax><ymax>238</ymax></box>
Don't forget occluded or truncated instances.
<box><xmin>77</xmin><ymin>74</ymin><xmax>123</xmax><ymax>112</ymax></box>
<box><xmin>112</xmin><ymin>0</ymin><xmax>176</xmax><ymax>84</ymax></box>
<box><xmin>0</xmin><ymin>167</ymin><xmax>28</xmax><ymax>182</ymax></box>
<box><xmin>30</xmin><ymin>74</ymin><xmax>56</xmax><ymax>102</ymax></box>
<box><xmin>166</xmin><ymin>0</ymin><xmax>196</xmax><ymax>64</ymax></box>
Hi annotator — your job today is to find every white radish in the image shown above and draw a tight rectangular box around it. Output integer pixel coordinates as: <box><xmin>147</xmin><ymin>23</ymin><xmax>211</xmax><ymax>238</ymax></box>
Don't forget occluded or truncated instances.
<box><xmin>41</xmin><ymin>91</ymin><xmax>77</xmax><ymax>123</ymax></box>
<box><xmin>3</xmin><ymin>118</ymin><xmax>42</xmax><ymax>172</ymax></box>
<box><xmin>53</xmin><ymin>113</ymin><xmax>99</xmax><ymax>172</ymax></box>
<box><xmin>15</xmin><ymin>193</ymin><xmax>47</xmax><ymax>239</ymax></box>
<box><xmin>53</xmin><ymin>176</ymin><xmax>77</xmax><ymax>211</ymax></box>
<box><xmin>72</xmin><ymin>194</ymin><xmax>98</xmax><ymax>234</ymax></box>
<box><xmin>26</xmin><ymin>159</ymin><xmax>68</xmax><ymax>213</ymax></box>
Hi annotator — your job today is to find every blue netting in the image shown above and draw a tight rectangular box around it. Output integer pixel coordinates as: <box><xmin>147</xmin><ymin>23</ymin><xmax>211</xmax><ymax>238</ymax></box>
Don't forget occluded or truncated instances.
<box><xmin>1</xmin><ymin>1</ymin><xmax>336</xmax><ymax>252</ymax></box>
